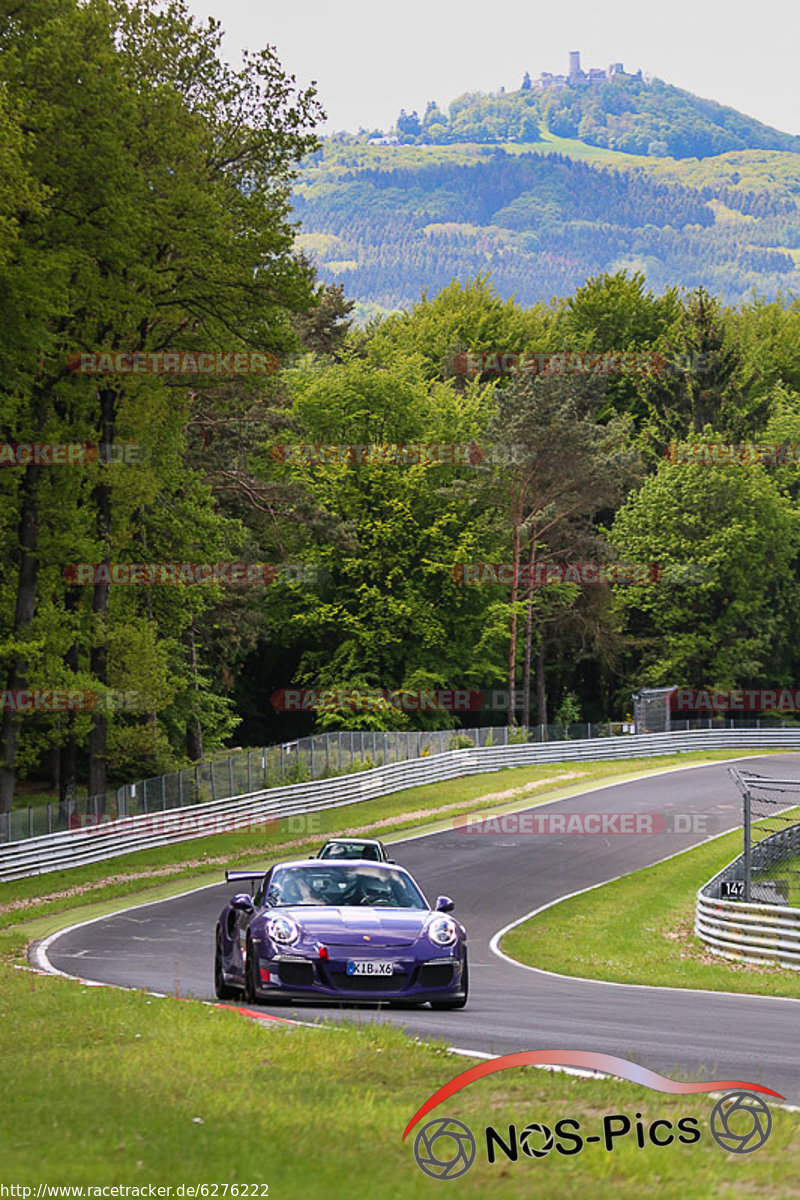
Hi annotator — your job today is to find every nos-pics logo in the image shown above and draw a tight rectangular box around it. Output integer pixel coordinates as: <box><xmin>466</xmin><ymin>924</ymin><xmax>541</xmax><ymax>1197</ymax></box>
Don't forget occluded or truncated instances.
<box><xmin>405</xmin><ymin>1052</ymin><xmax>781</xmax><ymax>1180</ymax></box>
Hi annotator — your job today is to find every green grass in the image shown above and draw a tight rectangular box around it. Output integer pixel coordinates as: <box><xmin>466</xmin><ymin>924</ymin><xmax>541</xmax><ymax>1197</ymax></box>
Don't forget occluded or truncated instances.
<box><xmin>509</xmin><ymin>123</ymin><xmax>652</xmax><ymax>166</ymax></box>
<box><xmin>1</xmin><ymin>967</ymin><xmax>796</xmax><ymax>1194</ymax></box>
<box><xmin>503</xmin><ymin>828</ymin><xmax>800</xmax><ymax>998</ymax></box>
<box><xmin>0</xmin><ymin>749</ymin><xmax>782</xmax><ymax>959</ymax></box>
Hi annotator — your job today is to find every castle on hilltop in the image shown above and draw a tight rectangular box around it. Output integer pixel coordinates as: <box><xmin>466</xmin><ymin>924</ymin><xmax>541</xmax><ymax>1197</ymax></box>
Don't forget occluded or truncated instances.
<box><xmin>535</xmin><ymin>51</ymin><xmax>643</xmax><ymax>91</ymax></box>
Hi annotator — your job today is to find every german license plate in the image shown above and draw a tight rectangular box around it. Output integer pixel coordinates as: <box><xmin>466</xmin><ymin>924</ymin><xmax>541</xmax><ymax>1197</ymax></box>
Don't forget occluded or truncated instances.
<box><xmin>346</xmin><ymin>960</ymin><xmax>393</xmax><ymax>976</ymax></box>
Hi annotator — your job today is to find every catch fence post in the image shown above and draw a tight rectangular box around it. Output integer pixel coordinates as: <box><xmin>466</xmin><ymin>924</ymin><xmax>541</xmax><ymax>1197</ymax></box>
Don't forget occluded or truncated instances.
<box><xmin>743</xmin><ymin>787</ymin><xmax>752</xmax><ymax>902</ymax></box>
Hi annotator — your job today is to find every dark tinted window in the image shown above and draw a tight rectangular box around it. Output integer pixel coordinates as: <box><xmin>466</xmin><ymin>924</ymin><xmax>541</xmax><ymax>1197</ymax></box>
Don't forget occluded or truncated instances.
<box><xmin>320</xmin><ymin>841</ymin><xmax>381</xmax><ymax>861</ymax></box>
<box><xmin>266</xmin><ymin>864</ymin><xmax>426</xmax><ymax>909</ymax></box>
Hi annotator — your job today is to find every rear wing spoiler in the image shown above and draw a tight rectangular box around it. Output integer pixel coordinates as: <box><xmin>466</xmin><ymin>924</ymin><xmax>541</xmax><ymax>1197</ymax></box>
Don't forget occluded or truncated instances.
<box><xmin>225</xmin><ymin>870</ymin><xmax>267</xmax><ymax>884</ymax></box>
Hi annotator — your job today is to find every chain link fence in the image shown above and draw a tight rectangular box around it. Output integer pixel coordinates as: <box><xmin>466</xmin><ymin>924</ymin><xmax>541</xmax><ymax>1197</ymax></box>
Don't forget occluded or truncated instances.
<box><xmin>1</xmin><ymin>726</ymin><xmax>514</xmax><ymax>845</ymax></box>
<box><xmin>728</xmin><ymin>768</ymin><xmax>800</xmax><ymax>905</ymax></box>
<box><xmin>4</xmin><ymin>717</ymin><xmax>797</xmax><ymax>847</ymax></box>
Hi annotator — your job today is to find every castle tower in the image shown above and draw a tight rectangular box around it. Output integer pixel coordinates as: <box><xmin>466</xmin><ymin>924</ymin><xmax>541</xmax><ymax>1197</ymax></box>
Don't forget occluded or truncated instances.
<box><xmin>568</xmin><ymin>50</ymin><xmax>581</xmax><ymax>81</ymax></box>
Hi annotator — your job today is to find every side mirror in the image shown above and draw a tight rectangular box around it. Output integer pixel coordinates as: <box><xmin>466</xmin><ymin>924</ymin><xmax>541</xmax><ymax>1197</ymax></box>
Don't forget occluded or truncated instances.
<box><xmin>435</xmin><ymin>895</ymin><xmax>454</xmax><ymax>913</ymax></box>
<box><xmin>231</xmin><ymin>893</ymin><xmax>254</xmax><ymax>913</ymax></box>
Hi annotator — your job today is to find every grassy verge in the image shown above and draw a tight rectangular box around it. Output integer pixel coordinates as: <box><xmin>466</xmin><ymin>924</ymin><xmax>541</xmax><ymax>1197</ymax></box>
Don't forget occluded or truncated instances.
<box><xmin>1</xmin><ymin>966</ymin><xmax>795</xmax><ymax>1195</ymax></box>
<box><xmin>503</xmin><ymin>828</ymin><xmax>800</xmax><ymax>998</ymax></box>
<box><xmin>0</xmin><ymin>749</ymin><xmax>781</xmax><ymax>959</ymax></box>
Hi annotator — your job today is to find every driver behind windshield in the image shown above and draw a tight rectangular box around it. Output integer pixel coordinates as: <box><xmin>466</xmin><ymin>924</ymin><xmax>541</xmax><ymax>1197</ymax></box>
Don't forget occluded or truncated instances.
<box><xmin>267</xmin><ymin>865</ymin><xmax>425</xmax><ymax>908</ymax></box>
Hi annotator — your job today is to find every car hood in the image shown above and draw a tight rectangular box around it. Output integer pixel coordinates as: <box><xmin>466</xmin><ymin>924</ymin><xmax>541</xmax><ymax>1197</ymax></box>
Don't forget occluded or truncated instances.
<box><xmin>283</xmin><ymin>906</ymin><xmax>430</xmax><ymax>947</ymax></box>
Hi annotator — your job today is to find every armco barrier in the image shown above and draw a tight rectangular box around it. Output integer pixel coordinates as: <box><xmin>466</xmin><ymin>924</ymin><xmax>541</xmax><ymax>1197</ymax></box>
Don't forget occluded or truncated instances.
<box><xmin>3</xmin><ymin>728</ymin><xmax>800</xmax><ymax>881</ymax></box>
<box><xmin>695</xmin><ymin>819</ymin><xmax>800</xmax><ymax>969</ymax></box>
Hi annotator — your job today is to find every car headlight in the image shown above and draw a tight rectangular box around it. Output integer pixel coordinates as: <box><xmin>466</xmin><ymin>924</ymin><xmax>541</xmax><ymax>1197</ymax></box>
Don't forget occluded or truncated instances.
<box><xmin>266</xmin><ymin>915</ymin><xmax>300</xmax><ymax>945</ymax></box>
<box><xmin>427</xmin><ymin>916</ymin><xmax>458</xmax><ymax>946</ymax></box>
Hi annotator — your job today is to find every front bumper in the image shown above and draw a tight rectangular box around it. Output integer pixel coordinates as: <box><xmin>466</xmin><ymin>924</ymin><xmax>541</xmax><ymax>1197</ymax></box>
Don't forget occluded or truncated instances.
<box><xmin>252</xmin><ymin>947</ymin><xmax>465</xmax><ymax>1002</ymax></box>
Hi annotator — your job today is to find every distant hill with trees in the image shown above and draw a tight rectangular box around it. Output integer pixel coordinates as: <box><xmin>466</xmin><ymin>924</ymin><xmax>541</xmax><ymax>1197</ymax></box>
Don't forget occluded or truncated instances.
<box><xmin>387</xmin><ymin>72</ymin><xmax>800</xmax><ymax>160</ymax></box>
<box><xmin>294</xmin><ymin>72</ymin><xmax>800</xmax><ymax>314</ymax></box>
<box><xmin>294</xmin><ymin>138</ymin><xmax>800</xmax><ymax>312</ymax></box>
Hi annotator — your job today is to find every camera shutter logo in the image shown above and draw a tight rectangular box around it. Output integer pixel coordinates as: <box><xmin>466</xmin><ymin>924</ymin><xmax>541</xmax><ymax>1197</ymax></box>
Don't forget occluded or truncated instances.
<box><xmin>520</xmin><ymin>1122</ymin><xmax>555</xmax><ymax>1158</ymax></box>
<box><xmin>413</xmin><ymin>1117</ymin><xmax>476</xmax><ymax>1179</ymax></box>
<box><xmin>709</xmin><ymin>1091</ymin><xmax>772</xmax><ymax>1153</ymax></box>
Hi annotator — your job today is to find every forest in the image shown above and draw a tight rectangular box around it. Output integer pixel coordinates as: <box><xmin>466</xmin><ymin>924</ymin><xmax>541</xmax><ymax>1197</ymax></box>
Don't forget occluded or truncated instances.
<box><xmin>295</xmin><ymin>143</ymin><xmax>800</xmax><ymax>310</ymax></box>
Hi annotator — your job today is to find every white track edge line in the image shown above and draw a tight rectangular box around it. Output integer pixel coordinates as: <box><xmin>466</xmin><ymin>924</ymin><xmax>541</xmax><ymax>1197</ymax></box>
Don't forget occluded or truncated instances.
<box><xmin>488</xmin><ymin>831</ymin><xmax>800</xmax><ymax>1004</ymax></box>
<box><xmin>33</xmin><ymin>753</ymin><xmax>798</xmax><ymax>1006</ymax></box>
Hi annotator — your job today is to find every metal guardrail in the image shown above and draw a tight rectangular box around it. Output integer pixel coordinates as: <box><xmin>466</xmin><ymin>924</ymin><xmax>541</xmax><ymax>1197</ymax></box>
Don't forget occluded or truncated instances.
<box><xmin>6</xmin><ymin>716</ymin><xmax>792</xmax><ymax>845</ymax></box>
<box><xmin>695</xmin><ymin>820</ymin><xmax>800</xmax><ymax>970</ymax></box>
<box><xmin>3</xmin><ymin>727</ymin><xmax>800</xmax><ymax>882</ymax></box>
<box><xmin>1</xmin><ymin>726</ymin><xmax>516</xmax><ymax>845</ymax></box>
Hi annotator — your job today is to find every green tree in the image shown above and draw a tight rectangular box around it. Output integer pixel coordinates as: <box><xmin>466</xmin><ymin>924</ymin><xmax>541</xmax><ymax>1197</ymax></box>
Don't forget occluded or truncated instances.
<box><xmin>481</xmin><ymin>373</ymin><xmax>640</xmax><ymax>727</ymax></box>
<box><xmin>255</xmin><ymin>358</ymin><xmax>498</xmax><ymax>731</ymax></box>
<box><xmin>609</xmin><ymin>458</ymin><xmax>800</xmax><ymax>690</ymax></box>
<box><xmin>0</xmin><ymin>0</ymin><xmax>322</xmax><ymax>809</ymax></box>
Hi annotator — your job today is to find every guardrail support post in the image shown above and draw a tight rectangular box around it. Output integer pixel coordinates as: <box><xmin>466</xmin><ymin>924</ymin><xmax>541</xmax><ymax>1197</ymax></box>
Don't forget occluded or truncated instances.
<box><xmin>743</xmin><ymin>787</ymin><xmax>752</xmax><ymax>902</ymax></box>
<box><xmin>178</xmin><ymin>771</ymin><xmax>184</xmax><ymax>807</ymax></box>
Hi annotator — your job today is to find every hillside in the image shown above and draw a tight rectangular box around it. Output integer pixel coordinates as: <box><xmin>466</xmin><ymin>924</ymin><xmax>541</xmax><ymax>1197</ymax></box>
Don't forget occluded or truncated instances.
<box><xmin>385</xmin><ymin>60</ymin><xmax>800</xmax><ymax>160</ymax></box>
<box><xmin>293</xmin><ymin>134</ymin><xmax>800</xmax><ymax>312</ymax></box>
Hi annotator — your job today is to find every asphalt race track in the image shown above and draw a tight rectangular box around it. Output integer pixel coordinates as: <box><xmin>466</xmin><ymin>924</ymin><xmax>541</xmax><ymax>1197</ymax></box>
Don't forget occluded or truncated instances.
<box><xmin>39</xmin><ymin>755</ymin><xmax>800</xmax><ymax>1103</ymax></box>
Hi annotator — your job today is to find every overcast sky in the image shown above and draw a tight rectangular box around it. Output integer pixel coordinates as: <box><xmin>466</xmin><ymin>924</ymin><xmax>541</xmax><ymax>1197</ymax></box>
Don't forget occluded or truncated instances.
<box><xmin>185</xmin><ymin>0</ymin><xmax>799</xmax><ymax>139</ymax></box>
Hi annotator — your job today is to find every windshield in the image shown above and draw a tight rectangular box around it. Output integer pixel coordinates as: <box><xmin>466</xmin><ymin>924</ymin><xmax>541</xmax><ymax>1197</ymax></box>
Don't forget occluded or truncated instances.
<box><xmin>265</xmin><ymin>864</ymin><xmax>427</xmax><ymax>909</ymax></box>
<box><xmin>319</xmin><ymin>841</ymin><xmax>381</xmax><ymax>860</ymax></box>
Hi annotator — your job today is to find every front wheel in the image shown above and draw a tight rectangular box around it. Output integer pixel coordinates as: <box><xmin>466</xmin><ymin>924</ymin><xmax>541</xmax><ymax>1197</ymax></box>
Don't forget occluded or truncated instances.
<box><xmin>243</xmin><ymin>939</ymin><xmax>260</xmax><ymax>1005</ymax></box>
<box><xmin>429</xmin><ymin>956</ymin><xmax>468</xmax><ymax>1010</ymax></box>
<box><xmin>214</xmin><ymin>934</ymin><xmax>240</xmax><ymax>1001</ymax></box>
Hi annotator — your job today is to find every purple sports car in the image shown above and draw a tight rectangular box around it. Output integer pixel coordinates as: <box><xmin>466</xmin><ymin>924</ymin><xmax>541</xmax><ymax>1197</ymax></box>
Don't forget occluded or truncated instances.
<box><xmin>214</xmin><ymin>858</ymin><xmax>468</xmax><ymax>1009</ymax></box>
